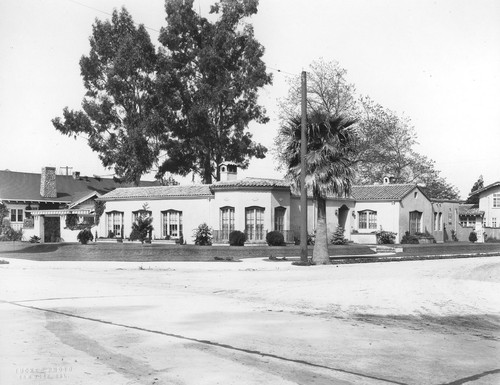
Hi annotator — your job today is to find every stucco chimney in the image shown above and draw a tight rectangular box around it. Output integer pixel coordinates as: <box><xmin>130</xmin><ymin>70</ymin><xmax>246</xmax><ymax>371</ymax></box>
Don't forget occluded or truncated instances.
<box><xmin>220</xmin><ymin>162</ymin><xmax>238</xmax><ymax>181</ymax></box>
<box><xmin>40</xmin><ymin>167</ymin><xmax>57</xmax><ymax>198</ymax></box>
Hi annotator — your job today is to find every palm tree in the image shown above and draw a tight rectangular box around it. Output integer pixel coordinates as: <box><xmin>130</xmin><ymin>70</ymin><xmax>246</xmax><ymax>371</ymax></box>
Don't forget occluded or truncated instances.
<box><xmin>279</xmin><ymin>112</ymin><xmax>357</xmax><ymax>264</ymax></box>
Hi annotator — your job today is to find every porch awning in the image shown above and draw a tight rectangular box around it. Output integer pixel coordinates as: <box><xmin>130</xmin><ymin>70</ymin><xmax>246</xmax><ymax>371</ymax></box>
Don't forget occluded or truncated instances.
<box><xmin>30</xmin><ymin>209</ymin><xmax>93</xmax><ymax>216</ymax></box>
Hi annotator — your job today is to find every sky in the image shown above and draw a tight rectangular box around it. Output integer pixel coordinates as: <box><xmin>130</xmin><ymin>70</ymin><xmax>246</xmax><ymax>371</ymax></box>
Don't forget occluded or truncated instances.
<box><xmin>1</xmin><ymin>0</ymin><xmax>499</xmax><ymax>199</ymax></box>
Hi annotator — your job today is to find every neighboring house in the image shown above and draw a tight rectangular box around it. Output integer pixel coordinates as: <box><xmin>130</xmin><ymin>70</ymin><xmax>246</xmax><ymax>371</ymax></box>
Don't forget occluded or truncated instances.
<box><xmin>0</xmin><ymin>167</ymin><xmax>157</xmax><ymax>242</ymax></box>
<box><xmin>467</xmin><ymin>181</ymin><xmax>500</xmax><ymax>242</ymax></box>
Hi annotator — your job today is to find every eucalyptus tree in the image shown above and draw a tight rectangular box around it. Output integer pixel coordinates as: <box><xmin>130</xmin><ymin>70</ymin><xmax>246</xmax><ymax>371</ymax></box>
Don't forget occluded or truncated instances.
<box><xmin>156</xmin><ymin>0</ymin><xmax>271</xmax><ymax>183</ymax></box>
<box><xmin>52</xmin><ymin>8</ymin><xmax>163</xmax><ymax>185</ymax></box>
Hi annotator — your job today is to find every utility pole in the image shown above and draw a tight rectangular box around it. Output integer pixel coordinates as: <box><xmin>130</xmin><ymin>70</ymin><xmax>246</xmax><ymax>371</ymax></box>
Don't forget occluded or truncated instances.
<box><xmin>300</xmin><ymin>71</ymin><xmax>308</xmax><ymax>263</ymax></box>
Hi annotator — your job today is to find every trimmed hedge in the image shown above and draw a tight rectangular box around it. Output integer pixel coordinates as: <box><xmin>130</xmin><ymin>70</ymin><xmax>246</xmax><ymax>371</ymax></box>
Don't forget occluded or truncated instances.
<box><xmin>266</xmin><ymin>231</ymin><xmax>285</xmax><ymax>246</ymax></box>
<box><xmin>229</xmin><ymin>230</ymin><xmax>246</xmax><ymax>246</ymax></box>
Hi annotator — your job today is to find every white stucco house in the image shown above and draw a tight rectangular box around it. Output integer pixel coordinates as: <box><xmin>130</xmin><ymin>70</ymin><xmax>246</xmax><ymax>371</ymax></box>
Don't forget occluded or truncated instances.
<box><xmin>94</xmin><ymin>164</ymin><xmax>461</xmax><ymax>245</ymax></box>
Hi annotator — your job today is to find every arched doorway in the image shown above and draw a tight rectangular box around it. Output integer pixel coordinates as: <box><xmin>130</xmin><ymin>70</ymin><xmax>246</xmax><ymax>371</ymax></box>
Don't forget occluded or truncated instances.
<box><xmin>338</xmin><ymin>205</ymin><xmax>349</xmax><ymax>229</ymax></box>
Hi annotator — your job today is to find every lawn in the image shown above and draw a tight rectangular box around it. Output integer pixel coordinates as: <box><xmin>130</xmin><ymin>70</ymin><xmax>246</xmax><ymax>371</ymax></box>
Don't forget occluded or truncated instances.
<box><xmin>0</xmin><ymin>241</ymin><xmax>499</xmax><ymax>262</ymax></box>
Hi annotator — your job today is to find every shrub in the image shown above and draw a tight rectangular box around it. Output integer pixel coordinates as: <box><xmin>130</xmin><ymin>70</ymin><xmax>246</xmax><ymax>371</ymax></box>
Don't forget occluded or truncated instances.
<box><xmin>266</xmin><ymin>231</ymin><xmax>285</xmax><ymax>246</ymax></box>
<box><xmin>0</xmin><ymin>226</ymin><xmax>23</xmax><ymax>242</ymax></box>
<box><xmin>229</xmin><ymin>230</ymin><xmax>246</xmax><ymax>246</ymax></box>
<box><xmin>401</xmin><ymin>231</ymin><xmax>419</xmax><ymax>244</ymax></box>
<box><xmin>193</xmin><ymin>223</ymin><xmax>212</xmax><ymax>246</ymax></box>
<box><xmin>485</xmin><ymin>236</ymin><xmax>500</xmax><ymax>243</ymax></box>
<box><xmin>29</xmin><ymin>235</ymin><xmax>41</xmax><ymax>243</ymax></box>
<box><xmin>331</xmin><ymin>226</ymin><xmax>348</xmax><ymax>245</ymax></box>
<box><xmin>77</xmin><ymin>228</ymin><xmax>94</xmax><ymax>244</ymax></box>
<box><xmin>376</xmin><ymin>230</ymin><xmax>396</xmax><ymax>244</ymax></box>
<box><xmin>451</xmin><ymin>229</ymin><xmax>459</xmax><ymax>242</ymax></box>
<box><xmin>107</xmin><ymin>230</ymin><xmax>115</xmax><ymax>239</ymax></box>
<box><xmin>130</xmin><ymin>215</ymin><xmax>154</xmax><ymax>244</ymax></box>
<box><xmin>469</xmin><ymin>231</ymin><xmax>477</xmax><ymax>243</ymax></box>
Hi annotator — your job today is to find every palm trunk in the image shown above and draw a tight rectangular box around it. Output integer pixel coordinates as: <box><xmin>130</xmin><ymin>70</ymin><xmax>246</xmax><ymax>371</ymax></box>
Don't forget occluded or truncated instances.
<box><xmin>312</xmin><ymin>196</ymin><xmax>330</xmax><ymax>264</ymax></box>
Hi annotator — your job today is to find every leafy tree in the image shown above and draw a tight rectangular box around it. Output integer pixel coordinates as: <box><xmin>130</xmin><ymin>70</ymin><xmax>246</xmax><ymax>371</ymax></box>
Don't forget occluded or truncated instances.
<box><xmin>278</xmin><ymin>113</ymin><xmax>358</xmax><ymax>264</ymax></box>
<box><xmin>278</xmin><ymin>58</ymin><xmax>358</xmax><ymax>122</ymax></box>
<box><xmin>156</xmin><ymin>0</ymin><xmax>271</xmax><ymax>183</ymax></box>
<box><xmin>355</xmin><ymin>97</ymin><xmax>460</xmax><ymax>199</ymax></box>
<box><xmin>52</xmin><ymin>8</ymin><xmax>162</xmax><ymax>185</ymax></box>
<box><xmin>276</xmin><ymin>60</ymin><xmax>459</xmax><ymax>200</ymax></box>
<box><xmin>466</xmin><ymin>175</ymin><xmax>484</xmax><ymax>204</ymax></box>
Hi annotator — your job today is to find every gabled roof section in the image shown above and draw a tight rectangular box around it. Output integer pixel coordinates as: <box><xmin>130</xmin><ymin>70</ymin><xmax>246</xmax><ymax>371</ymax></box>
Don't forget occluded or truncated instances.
<box><xmin>351</xmin><ymin>184</ymin><xmax>424</xmax><ymax>201</ymax></box>
<box><xmin>69</xmin><ymin>191</ymin><xmax>101</xmax><ymax>208</ymax></box>
<box><xmin>469</xmin><ymin>181</ymin><xmax>500</xmax><ymax>197</ymax></box>
<box><xmin>0</xmin><ymin>170</ymin><xmax>158</xmax><ymax>203</ymax></box>
<box><xmin>212</xmin><ymin>177</ymin><xmax>291</xmax><ymax>190</ymax></box>
<box><xmin>99</xmin><ymin>185</ymin><xmax>213</xmax><ymax>200</ymax></box>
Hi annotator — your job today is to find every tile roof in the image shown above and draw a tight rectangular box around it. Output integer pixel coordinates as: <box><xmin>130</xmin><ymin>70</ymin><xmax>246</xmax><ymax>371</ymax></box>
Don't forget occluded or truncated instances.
<box><xmin>100</xmin><ymin>185</ymin><xmax>213</xmax><ymax>200</ymax></box>
<box><xmin>351</xmin><ymin>184</ymin><xmax>419</xmax><ymax>201</ymax></box>
<box><xmin>0</xmin><ymin>170</ymin><xmax>157</xmax><ymax>203</ymax></box>
<box><xmin>458</xmin><ymin>204</ymin><xmax>484</xmax><ymax>216</ymax></box>
<box><xmin>212</xmin><ymin>178</ymin><xmax>291</xmax><ymax>190</ymax></box>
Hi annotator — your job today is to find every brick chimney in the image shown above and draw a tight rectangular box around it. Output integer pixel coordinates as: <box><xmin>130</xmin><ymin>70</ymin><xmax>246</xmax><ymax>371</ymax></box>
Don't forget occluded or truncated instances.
<box><xmin>40</xmin><ymin>167</ymin><xmax>57</xmax><ymax>198</ymax></box>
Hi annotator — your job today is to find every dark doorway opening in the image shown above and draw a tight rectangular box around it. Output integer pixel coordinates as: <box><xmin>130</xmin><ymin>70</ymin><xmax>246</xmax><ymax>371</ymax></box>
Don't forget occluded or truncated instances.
<box><xmin>44</xmin><ymin>217</ymin><xmax>60</xmax><ymax>243</ymax></box>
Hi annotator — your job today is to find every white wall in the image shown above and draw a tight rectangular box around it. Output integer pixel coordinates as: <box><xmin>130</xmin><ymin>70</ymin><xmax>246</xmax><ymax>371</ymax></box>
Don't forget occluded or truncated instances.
<box><xmin>211</xmin><ymin>189</ymin><xmax>290</xmax><ymax>233</ymax></box>
<box><xmin>480</xmin><ymin>185</ymin><xmax>500</xmax><ymax>228</ymax></box>
<box><xmin>353</xmin><ymin>201</ymin><xmax>400</xmax><ymax>234</ymax></box>
<box><xmin>97</xmin><ymin>197</ymin><xmax>212</xmax><ymax>243</ymax></box>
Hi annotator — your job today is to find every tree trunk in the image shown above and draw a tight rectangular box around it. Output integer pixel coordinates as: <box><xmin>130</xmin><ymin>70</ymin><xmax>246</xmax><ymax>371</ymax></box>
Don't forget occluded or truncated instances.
<box><xmin>312</xmin><ymin>196</ymin><xmax>330</xmax><ymax>264</ymax></box>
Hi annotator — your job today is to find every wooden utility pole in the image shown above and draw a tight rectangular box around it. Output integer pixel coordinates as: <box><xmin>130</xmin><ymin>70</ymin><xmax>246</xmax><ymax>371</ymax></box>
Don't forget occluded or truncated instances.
<box><xmin>300</xmin><ymin>71</ymin><xmax>308</xmax><ymax>263</ymax></box>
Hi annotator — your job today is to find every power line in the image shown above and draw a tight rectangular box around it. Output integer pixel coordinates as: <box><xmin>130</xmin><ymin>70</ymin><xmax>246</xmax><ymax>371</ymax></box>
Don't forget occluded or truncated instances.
<box><xmin>267</xmin><ymin>66</ymin><xmax>297</xmax><ymax>77</ymax></box>
<box><xmin>65</xmin><ymin>0</ymin><xmax>161</xmax><ymax>34</ymax></box>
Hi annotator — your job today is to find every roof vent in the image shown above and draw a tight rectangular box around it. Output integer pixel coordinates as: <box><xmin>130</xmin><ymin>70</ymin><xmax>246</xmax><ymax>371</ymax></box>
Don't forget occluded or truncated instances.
<box><xmin>72</xmin><ymin>171</ymin><xmax>81</xmax><ymax>180</ymax></box>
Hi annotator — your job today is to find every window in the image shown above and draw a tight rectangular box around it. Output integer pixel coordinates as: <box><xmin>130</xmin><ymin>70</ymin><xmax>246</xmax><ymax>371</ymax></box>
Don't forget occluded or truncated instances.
<box><xmin>106</xmin><ymin>211</ymin><xmax>124</xmax><ymax>237</ymax></box>
<box><xmin>358</xmin><ymin>210</ymin><xmax>377</xmax><ymax>230</ymax></box>
<box><xmin>433</xmin><ymin>213</ymin><xmax>438</xmax><ymax>231</ymax></box>
<box><xmin>409</xmin><ymin>211</ymin><xmax>422</xmax><ymax>234</ymax></box>
<box><xmin>438</xmin><ymin>212</ymin><xmax>442</xmax><ymax>231</ymax></box>
<box><xmin>162</xmin><ymin>210</ymin><xmax>182</xmax><ymax>238</ymax></box>
<box><xmin>274</xmin><ymin>207</ymin><xmax>286</xmax><ymax>232</ymax></box>
<box><xmin>10</xmin><ymin>208</ymin><xmax>23</xmax><ymax>223</ymax></box>
<box><xmin>494</xmin><ymin>194</ymin><xmax>500</xmax><ymax>208</ymax></box>
<box><xmin>245</xmin><ymin>207</ymin><xmax>265</xmax><ymax>241</ymax></box>
<box><xmin>493</xmin><ymin>218</ymin><xmax>497</xmax><ymax>228</ymax></box>
<box><xmin>220</xmin><ymin>207</ymin><xmax>235</xmax><ymax>239</ymax></box>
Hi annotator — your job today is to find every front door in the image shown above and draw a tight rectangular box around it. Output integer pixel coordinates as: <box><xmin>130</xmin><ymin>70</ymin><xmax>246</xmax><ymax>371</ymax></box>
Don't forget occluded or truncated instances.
<box><xmin>44</xmin><ymin>217</ymin><xmax>60</xmax><ymax>242</ymax></box>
